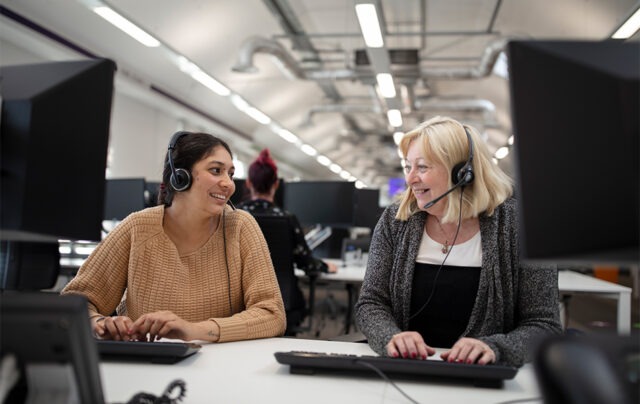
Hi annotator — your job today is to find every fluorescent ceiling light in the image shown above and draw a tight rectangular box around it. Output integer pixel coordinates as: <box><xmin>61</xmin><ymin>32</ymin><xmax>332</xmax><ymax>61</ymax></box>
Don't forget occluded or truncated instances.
<box><xmin>93</xmin><ymin>6</ymin><xmax>160</xmax><ymax>47</ymax></box>
<box><xmin>300</xmin><ymin>144</ymin><xmax>317</xmax><ymax>156</ymax></box>
<box><xmin>376</xmin><ymin>73</ymin><xmax>396</xmax><ymax>98</ymax></box>
<box><xmin>387</xmin><ymin>109</ymin><xmax>402</xmax><ymax>127</ymax></box>
<box><xmin>339</xmin><ymin>170</ymin><xmax>351</xmax><ymax>180</ymax></box>
<box><xmin>191</xmin><ymin>69</ymin><xmax>231</xmax><ymax>96</ymax></box>
<box><xmin>317</xmin><ymin>155</ymin><xmax>332</xmax><ymax>166</ymax></box>
<box><xmin>348</xmin><ymin>176</ymin><xmax>358</xmax><ymax>182</ymax></box>
<box><xmin>508</xmin><ymin>135</ymin><xmax>514</xmax><ymax>145</ymax></box>
<box><xmin>329</xmin><ymin>163</ymin><xmax>342</xmax><ymax>174</ymax></box>
<box><xmin>355</xmin><ymin>181</ymin><xmax>367</xmax><ymax>189</ymax></box>
<box><xmin>393</xmin><ymin>131</ymin><xmax>404</xmax><ymax>145</ymax></box>
<box><xmin>231</xmin><ymin>95</ymin><xmax>270</xmax><ymax>124</ymax></box>
<box><xmin>495</xmin><ymin>146</ymin><xmax>509</xmax><ymax>159</ymax></box>
<box><xmin>355</xmin><ymin>4</ymin><xmax>384</xmax><ymax>47</ymax></box>
<box><xmin>612</xmin><ymin>7</ymin><xmax>640</xmax><ymax>39</ymax></box>
<box><xmin>274</xmin><ymin>127</ymin><xmax>299</xmax><ymax>144</ymax></box>
<box><xmin>244</xmin><ymin>107</ymin><xmax>271</xmax><ymax>125</ymax></box>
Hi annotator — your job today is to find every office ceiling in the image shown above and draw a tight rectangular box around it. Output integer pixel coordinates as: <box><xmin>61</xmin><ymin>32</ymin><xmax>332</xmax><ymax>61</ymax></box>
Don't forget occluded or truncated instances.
<box><xmin>1</xmin><ymin>0</ymin><xmax>638</xmax><ymax>190</ymax></box>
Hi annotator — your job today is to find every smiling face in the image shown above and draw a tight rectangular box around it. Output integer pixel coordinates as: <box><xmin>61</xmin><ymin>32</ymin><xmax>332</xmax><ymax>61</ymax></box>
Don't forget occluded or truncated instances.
<box><xmin>404</xmin><ymin>139</ymin><xmax>450</xmax><ymax>214</ymax></box>
<box><xmin>184</xmin><ymin>145</ymin><xmax>236</xmax><ymax>217</ymax></box>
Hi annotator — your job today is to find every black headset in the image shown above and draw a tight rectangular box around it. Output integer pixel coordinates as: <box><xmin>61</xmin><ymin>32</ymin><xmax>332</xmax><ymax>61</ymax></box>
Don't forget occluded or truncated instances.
<box><xmin>167</xmin><ymin>131</ymin><xmax>192</xmax><ymax>192</ymax></box>
<box><xmin>451</xmin><ymin>126</ymin><xmax>475</xmax><ymax>187</ymax></box>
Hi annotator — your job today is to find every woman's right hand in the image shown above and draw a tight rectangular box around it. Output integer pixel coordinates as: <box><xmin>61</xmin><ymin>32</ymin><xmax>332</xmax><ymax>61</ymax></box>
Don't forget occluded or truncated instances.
<box><xmin>386</xmin><ymin>331</ymin><xmax>436</xmax><ymax>360</ymax></box>
<box><xmin>93</xmin><ymin>315</ymin><xmax>135</xmax><ymax>341</ymax></box>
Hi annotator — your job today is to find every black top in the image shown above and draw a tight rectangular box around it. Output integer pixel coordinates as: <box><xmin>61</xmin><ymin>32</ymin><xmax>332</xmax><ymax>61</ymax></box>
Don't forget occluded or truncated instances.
<box><xmin>408</xmin><ymin>262</ymin><xmax>481</xmax><ymax>348</ymax></box>
<box><xmin>237</xmin><ymin>199</ymin><xmax>328</xmax><ymax>275</ymax></box>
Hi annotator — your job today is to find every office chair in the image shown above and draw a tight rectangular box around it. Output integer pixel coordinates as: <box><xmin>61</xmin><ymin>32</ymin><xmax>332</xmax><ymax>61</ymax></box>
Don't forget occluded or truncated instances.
<box><xmin>534</xmin><ymin>334</ymin><xmax>639</xmax><ymax>404</ymax></box>
<box><xmin>253</xmin><ymin>214</ymin><xmax>316</xmax><ymax>336</ymax></box>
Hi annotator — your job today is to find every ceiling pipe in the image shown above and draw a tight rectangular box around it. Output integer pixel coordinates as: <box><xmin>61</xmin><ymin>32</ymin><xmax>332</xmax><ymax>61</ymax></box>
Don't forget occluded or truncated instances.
<box><xmin>419</xmin><ymin>37</ymin><xmax>510</xmax><ymax>79</ymax></box>
<box><xmin>234</xmin><ymin>36</ymin><xmax>509</xmax><ymax>83</ymax></box>
<box><xmin>232</xmin><ymin>35</ymin><xmax>306</xmax><ymax>78</ymax></box>
<box><xmin>414</xmin><ymin>97</ymin><xmax>499</xmax><ymax>125</ymax></box>
<box><xmin>299</xmin><ymin>104</ymin><xmax>381</xmax><ymax>127</ymax></box>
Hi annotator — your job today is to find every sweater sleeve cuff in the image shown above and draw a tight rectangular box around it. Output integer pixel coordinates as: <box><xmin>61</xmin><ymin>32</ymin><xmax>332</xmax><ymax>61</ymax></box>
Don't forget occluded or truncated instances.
<box><xmin>213</xmin><ymin>317</ymin><xmax>247</xmax><ymax>343</ymax></box>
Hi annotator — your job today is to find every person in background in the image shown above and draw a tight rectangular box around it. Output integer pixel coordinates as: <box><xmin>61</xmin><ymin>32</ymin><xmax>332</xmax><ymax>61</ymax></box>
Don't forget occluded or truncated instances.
<box><xmin>62</xmin><ymin>131</ymin><xmax>286</xmax><ymax>343</ymax></box>
<box><xmin>355</xmin><ymin>116</ymin><xmax>561</xmax><ymax>367</ymax></box>
<box><xmin>238</xmin><ymin>148</ymin><xmax>337</xmax><ymax>333</ymax></box>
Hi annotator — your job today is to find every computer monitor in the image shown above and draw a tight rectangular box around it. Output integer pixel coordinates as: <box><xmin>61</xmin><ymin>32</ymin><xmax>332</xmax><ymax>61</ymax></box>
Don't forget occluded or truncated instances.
<box><xmin>283</xmin><ymin>181</ymin><xmax>356</xmax><ymax>228</ymax></box>
<box><xmin>0</xmin><ymin>58</ymin><xmax>116</xmax><ymax>290</ymax></box>
<box><xmin>508</xmin><ymin>40</ymin><xmax>639</xmax><ymax>267</ymax></box>
<box><xmin>103</xmin><ymin>178</ymin><xmax>147</xmax><ymax>221</ymax></box>
<box><xmin>353</xmin><ymin>188</ymin><xmax>381</xmax><ymax>230</ymax></box>
<box><xmin>0</xmin><ymin>292</ymin><xmax>105</xmax><ymax>403</ymax></box>
<box><xmin>0</xmin><ymin>58</ymin><xmax>115</xmax><ymax>242</ymax></box>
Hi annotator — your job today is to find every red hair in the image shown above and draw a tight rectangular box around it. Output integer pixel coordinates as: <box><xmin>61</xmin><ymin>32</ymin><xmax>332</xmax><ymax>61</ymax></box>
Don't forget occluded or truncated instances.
<box><xmin>248</xmin><ymin>148</ymin><xmax>278</xmax><ymax>193</ymax></box>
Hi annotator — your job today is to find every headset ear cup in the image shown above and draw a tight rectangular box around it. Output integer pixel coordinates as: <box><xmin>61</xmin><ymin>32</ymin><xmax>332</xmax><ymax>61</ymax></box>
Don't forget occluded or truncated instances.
<box><xmin>452</xmin><ymin>162</ymin><xmax>466</xmax><ymax>184</ymax></box>
<box><xmin>170</xmin><ymin>168</ymin><xmax>191</xmax><ymax>192</ymax></box>
<box><xmin>451</xmin><ymin>162</ymin><xmax>474</xmax><ymax>186</ymax></box>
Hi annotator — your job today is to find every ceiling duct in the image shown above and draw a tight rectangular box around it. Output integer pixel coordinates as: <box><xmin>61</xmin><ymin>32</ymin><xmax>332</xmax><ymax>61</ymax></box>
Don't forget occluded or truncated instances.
<box><xmin>233</xmin><ymin>36</ymin><xmax>509</xmax><ymax>83</ymax></box>
<box><xmin>232</xmin><ymin>35</ymin><xmax>305</xmax><ymax>78</ymax></box>
<box><xmin>414</xmin><ymin>97</ymin><xmax>499</xmax><ymax>126</ymax></box>
<box><xmin>354</xmin><ymin>49</ymin><xmax>420</xmax><ymax>66</ymax></box>
<box><xmin>419</xmin><ymin>37</ymin><xmax>511</xmax><ymax>79</ymax></box>
<box><xmin>299</xmin><ymin>104</ymin><xmax>380</xmax><ymax>128</ymax></box>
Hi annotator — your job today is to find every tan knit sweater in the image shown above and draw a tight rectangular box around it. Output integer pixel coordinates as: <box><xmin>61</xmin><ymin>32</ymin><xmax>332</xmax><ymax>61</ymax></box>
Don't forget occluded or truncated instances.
<box><xmin>61</xmin><ymin>205</ymin><xmax>286</xmax><ymax>342</ymax></box>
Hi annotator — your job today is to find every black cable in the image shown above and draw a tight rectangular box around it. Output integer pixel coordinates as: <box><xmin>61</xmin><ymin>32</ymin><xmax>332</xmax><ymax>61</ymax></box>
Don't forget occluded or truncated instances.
<box><xmin>222</xmin><ymin>208</ymin><xmax>233</xmax><ymax>315</ymax></box>
<box><xmin>408</xmin><ymin>190</ymin><xmax>464</xmax><ymax>321</ymax></box>
<box><xmin>355</xmin><ymin>360</ymin><xmax>420</xmax><ymax>404</ymax></box>
<box><xmin>115</xmin><ymin>379</ymin><xmax>187</xmax><ymax>404</ymax></box>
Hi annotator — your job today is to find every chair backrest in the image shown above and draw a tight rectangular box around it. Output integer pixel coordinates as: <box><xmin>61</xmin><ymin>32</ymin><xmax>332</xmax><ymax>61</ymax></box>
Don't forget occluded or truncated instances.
<box><xmin>252</xmin><ymin>215</ymin><xmax>304</xmax><ymax>313</ymax></box>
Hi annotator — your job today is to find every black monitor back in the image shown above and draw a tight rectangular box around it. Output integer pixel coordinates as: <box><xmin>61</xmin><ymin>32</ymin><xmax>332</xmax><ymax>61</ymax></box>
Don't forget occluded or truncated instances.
<box><xmin>0</xmin><ymin>58</ymin><xmax>116</xmax><ymax>243</ymax></box>
<box><xmin>103</xmin><ymin>178</ymin><xmax>147</xmax><ymax>221</ymax></box>
<box><xmin>508</xmin><ymin>40</ymin><xmax>639</xmax><ymax>266</ymax></box>
<box><xmin>283</xmin><ymin>181</ymin><xmax>356</xmax><ymax>228</ymax></box>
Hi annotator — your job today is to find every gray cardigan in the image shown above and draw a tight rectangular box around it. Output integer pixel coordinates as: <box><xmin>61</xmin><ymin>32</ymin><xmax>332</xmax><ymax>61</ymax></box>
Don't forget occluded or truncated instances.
<box><xmin>354</xmin><ymin>198</ymin><xmax>562</xmax><ymax>367</ymax></box>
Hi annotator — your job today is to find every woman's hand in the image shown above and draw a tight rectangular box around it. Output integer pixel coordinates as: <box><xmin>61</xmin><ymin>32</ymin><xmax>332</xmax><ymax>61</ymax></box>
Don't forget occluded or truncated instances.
<box><xmin>386</xmin><ymin>331</ymin><xmax>436</xmax><ymax>360</ymax></box>
<box><xmin>440</xmin><ymin>337</ymin><xmax>495</xmax><ymax>365</ymax></box>
<box><xmin>324</xmin><ymin>260</ymin><xmax>338</xmax><ymax>273</ymax></box>
<box><xmin>93</xmin><ymin>315</ymin><xmax>134</xmax><ymax>341</ymax></box>
<box><xmin>129</xmin><ymin>311</ymin><xmax>220</xmax><ymax>342</ymax></box>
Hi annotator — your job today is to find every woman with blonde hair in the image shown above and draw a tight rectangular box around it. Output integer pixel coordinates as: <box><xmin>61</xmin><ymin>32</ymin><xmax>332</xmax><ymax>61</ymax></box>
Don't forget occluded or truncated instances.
<box><xmin>355</xmin><ymin>116</ymin><xmax>561</xmax><ymax>367</ymax></box>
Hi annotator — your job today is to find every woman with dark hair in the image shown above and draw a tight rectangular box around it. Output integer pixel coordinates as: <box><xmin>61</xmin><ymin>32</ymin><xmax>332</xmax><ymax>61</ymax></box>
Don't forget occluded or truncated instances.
<box><xmin>355</xmin><ymin>116</ymin><xmax>561</xmax><ymax>367</ymax></box>
<box><xmin>62</xmin><ymin>132</ymin><xmax>286</xmax><ymax>343</ymax></box>
<box><xmin>238</xmin><ymin>149</ymin><xmax>337</xmax><ymax>333</ymax></box>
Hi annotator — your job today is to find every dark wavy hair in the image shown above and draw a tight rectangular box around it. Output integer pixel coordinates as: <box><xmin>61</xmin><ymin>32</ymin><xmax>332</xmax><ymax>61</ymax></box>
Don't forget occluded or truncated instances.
<box><xmin>247</xmin><ymin>148</ymin><xmax>278</xmax><ymax>194</ymax></box>
<box><xmin>158</xmin><ymin>131</ymin><xmax>233</xmax><ymax>206</ymax></box>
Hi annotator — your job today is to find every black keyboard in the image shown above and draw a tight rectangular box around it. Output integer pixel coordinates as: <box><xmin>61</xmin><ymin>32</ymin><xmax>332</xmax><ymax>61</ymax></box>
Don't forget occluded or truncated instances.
<box><xmin>274</xmin><ymin>351</ymin><xmax>518</xmax><ymax>388</ymax></box>
<box><xmin>97</xmin><ymin>340</ymin><xmax>202</xmax><ymax>364</ymax></box>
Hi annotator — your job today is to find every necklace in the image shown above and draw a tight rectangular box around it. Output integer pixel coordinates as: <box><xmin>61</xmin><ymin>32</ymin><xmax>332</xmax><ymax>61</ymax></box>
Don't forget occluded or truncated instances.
<box><xmin>434</xmin><ymin>217</ymin><xmax>451</xmax><ymax>254</ymax></box>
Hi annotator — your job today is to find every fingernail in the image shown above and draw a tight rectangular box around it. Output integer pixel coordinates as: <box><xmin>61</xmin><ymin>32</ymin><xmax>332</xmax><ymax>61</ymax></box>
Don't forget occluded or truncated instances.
<box><xmin>411</xmin><ymin>352</ymin><xmax>417</xmax><ymax>358</ymax></box>
<box><xmin>402</xmin><ymin>351</ymin><xmax>408</xmax><ymax>358</ymax></box>
<box><xmin>422</xmin><ymin>355</ymin><xmax>427</xmax><ymax>360</ymax></box>
<box><xmin>392</xmin><ymin>352</ymin><xmax>399</xmax><ymax>358</ymax></box>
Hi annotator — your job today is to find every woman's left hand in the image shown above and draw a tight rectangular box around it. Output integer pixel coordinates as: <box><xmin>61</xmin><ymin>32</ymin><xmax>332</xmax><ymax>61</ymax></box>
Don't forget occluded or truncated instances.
<box><xmin>440</xmin><ymin>337</ymin><xmax>495</xmax><ymax>365</ymax></box>
<box><xmin>129</xmin><ymin>310</ymin><xmax>219</xmax><ymax>342</ymax></box>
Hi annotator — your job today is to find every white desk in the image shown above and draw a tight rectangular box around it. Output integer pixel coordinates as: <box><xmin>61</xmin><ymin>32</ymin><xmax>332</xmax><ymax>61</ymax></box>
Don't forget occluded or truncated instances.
<box><xmin>558</xmin><ymin>270</ymin><xmax>632</xmax><ymax>334</ymax></box>
<box><xmin>100</xmin><ymin>337</ymin><xmax>540</xmax><ymax>404</ymax></box>
<box><xmin>298</xmin><ymin>263</ymin><xmax>633</xmax><ymax>335</ymax></box>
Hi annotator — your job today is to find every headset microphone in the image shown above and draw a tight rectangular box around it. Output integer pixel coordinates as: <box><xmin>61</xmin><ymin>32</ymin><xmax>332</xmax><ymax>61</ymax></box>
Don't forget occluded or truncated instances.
<box><xmin>422</xmin><ymin>126</ymin><xmax>475</xmax><ymax>210</ymax></box>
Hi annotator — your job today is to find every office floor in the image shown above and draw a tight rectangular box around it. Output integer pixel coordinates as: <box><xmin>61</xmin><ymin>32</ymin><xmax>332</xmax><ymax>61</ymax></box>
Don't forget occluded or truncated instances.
<box><xmin>295</xmin><ymin>271</ymin><xmax>640</xmax><ymax>340</ymax></box>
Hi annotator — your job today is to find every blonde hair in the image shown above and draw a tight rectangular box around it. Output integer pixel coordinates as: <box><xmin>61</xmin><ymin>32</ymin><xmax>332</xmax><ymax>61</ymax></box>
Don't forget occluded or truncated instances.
<box><xmin>396</xmin><ymin>116</ymin><xmax>513</xmax><ymax>222</ymax></box>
